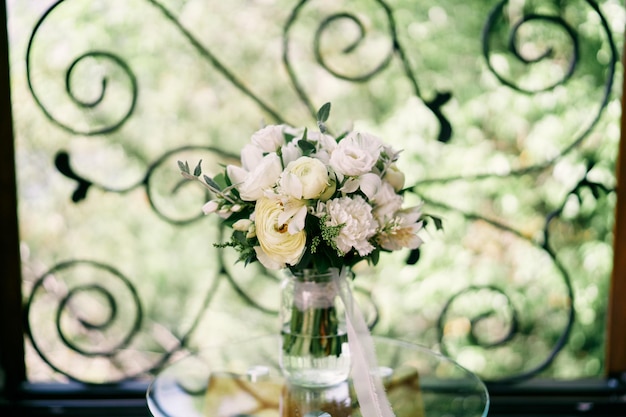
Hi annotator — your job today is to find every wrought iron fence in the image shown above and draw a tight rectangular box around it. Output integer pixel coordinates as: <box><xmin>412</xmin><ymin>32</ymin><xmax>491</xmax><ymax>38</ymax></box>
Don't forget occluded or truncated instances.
<box><xmin>8</xmin><ymin>0</ymin><xmax>622</xmax><ymax>385</ymax></box>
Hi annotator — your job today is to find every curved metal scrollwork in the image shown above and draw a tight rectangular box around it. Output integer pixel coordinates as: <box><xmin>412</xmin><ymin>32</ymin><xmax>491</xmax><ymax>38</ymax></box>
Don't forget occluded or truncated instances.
<box><xmin>20</xmin><ymin>0</ymin><xmax>619</xmax><ymax>385</ymax></box>
<box><xmin>26</xmin><ymin>260</ymin><xmax>147</xmax><ymax>382</ymax></box>
<box><xmin>284</xmin><ymin>0</ymin><xmax>453</xmax><ymax>142</ymax></box>
<box><xmin>26</xmin><ymin>2</ymin><xmax>138</xmax><ymax>136</ymax></box>
<box><xmin>423</xmin><ymin>0</ymin><xmax>617</xmax><ymax>383</ymax></box>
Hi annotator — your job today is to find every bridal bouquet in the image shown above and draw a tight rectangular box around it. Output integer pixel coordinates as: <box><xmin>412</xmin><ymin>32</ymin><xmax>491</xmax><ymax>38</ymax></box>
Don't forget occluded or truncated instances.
<box><xmin>180</xmin><ymin>103</ymin><xmax>426</xmax><ymax>390</ymax></box>
<box><xmin>179</xmin><ymin>103</ymin><xmax>424</xmax><ymax>273</ymax></box>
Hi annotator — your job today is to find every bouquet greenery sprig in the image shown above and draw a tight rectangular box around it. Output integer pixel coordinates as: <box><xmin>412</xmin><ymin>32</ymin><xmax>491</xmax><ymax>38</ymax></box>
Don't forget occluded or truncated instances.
<box><xmin>179</xmin><ymin>103</ymin><xmax>425</xmax><ymax>274</ymax></box>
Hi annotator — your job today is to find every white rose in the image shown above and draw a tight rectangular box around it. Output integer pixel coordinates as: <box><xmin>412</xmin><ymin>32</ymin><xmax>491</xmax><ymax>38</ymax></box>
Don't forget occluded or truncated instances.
<box><xmin>255</xmin><ymin>197</ymin><xmax>306</xmax><ymax>268</ymax></box>
<box><xmin>251</xmin><ymin>125</ymin><xmax>286</xmax><ymax>152</ymax></box>
<box><xmin>329</xmin><ymin>131</ymin><xmax>382</xmax><ymax>177</ymax></box>
<box><xmin>318</xmin><ymin>195</ymin><xmax>377</xmax><ymax>256</ymax></box>
<box><xmin>281</xmin><ymin>156</ymin><xmax>333</xmax><ymax>200</ymax></box>
<box><xmin>227</xmin><ymin>153</ymin><xmax>282</xmax><ymax>201</ymax></box>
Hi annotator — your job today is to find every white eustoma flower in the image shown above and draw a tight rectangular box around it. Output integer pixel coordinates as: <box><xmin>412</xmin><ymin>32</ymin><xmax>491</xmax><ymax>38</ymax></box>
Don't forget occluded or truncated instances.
<box><xmin>251</xmin><ymin>125</ymin><xmax>286</xmax><ymax>153</ymax></box>
<box><xmin>226</xmin><ymin>152</ymin><xmax>282</xmax><ymax>201</ymax></box>
<box><xmin>376</xmin><ymin>206</ymin><xmax>423</xmax><ymax>251</ymax></box>
<box><xmin>329</xmin><ymin>131</ymin><xmax>382</xmax><ymax>177</ymax></box>
<box><xmin>318</xmin><ymin>195</ymin><xmax>377</xmax><ymax>256</ymax></box>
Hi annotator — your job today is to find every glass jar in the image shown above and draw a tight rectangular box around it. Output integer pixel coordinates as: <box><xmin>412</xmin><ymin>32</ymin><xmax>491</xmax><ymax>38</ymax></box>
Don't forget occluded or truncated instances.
<box><xmin>279</xmin><ymin>268</ymin><xmax>351</xmax><ymax>387</ymax></box>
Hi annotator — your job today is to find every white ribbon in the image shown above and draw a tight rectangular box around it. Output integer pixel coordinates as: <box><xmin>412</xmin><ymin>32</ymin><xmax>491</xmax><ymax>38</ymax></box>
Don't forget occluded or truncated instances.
<box><xmin>333</xmin><ymin>267</ymin><xmax>396</xmax><ymax>417</ymax></box>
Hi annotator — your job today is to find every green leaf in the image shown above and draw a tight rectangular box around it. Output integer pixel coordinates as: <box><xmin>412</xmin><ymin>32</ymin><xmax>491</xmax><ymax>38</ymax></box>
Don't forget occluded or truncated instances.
<box><xmin>317</xmin><ymin>102</ymin><xmax>331</xmax><ymax>123</ymax></box>
<box><xmin>428</xmin><ymin>214</ymin><xmax>444</xmax><ymax>231</ymax></box>
<box><xmin>213</xmin><ymin>172</ymin><xmax>229</xmax><ymax>189</ymax></box>
<box><xmin>298</xmin><ymin>139</ymin><xmax>316</xmax><ymax>156</ymax></box>
<box><xmin>193</xmin><ymin>160</ymin><xmax>203</xmax><ymax>177</ymax></box>
<box><xmin>177</xmin><ymin>160</ymin><xmax>188</xmax><ymax>173</ymax></box>
<box><xmin>203</xmin><ymin>175</ymin><xmax>222</xmax><ymax>191</ymax></box>
<box><xmin>284</xmin><ymin>132</ymin><xmax>296</xmax><ymax>144</ymax></box>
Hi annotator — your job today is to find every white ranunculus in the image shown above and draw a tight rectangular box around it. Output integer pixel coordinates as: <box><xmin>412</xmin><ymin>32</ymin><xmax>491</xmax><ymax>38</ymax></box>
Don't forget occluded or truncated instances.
<box><xmin>318</xmin><ymin>195</ymin><xmax>377</xmax><ymax>256</ymax></box>
<box><xmin>329</xmin><ymin>131</ymin><xmax>382</xmax><ymax>177</ymax></box>
<box><xmin>384</xmin><ymin>163</ymin><xmax>405</xmax><ymax>192</ymax></box>
<box><xmin>227</xmin><ymin>153</ymin><xmax>282</xmax><ymax>201</ymax></box>
<box><xmin>251</xmin><ymin>125</ymin><xmax>286</xmax><ymax>153</ymax></box>
<box><xmin>255</xmin><ymin>197</ymin><xmax>306</xmax><ymax>268</ymax></box>
<box><xmin>281</xmin><ymin>156</ymin><xmax>332</xmax><ymax>200</ymax></box>
<box><xmin>376</xmin><ymin>207</ymin><xmax>423</xmax><ymax>251</ymax></box>
<box><xmin>254</xmin><ymin>246</ymin><xmax>284</xmax><ymax>269</ymax></box>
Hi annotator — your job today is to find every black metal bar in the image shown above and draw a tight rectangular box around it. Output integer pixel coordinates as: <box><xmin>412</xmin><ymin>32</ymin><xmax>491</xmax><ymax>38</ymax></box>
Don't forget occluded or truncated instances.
<box><xmin>0</xmin><ymin>0</ymin><xmax>27</xmax><ymax>398</ymax></box>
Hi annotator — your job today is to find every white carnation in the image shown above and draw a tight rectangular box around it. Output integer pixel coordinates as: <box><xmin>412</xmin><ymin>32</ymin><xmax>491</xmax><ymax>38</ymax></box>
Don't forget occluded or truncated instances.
<box><xmin>318</xmin><ymin>195</ymin><xmax>377</xmax><ymax>256</ymax></box>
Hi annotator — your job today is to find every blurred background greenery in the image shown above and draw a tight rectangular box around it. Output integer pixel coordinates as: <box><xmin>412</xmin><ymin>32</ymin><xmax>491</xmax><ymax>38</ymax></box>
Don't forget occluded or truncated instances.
<box><xmin>7</xmin><ymin>0</ymin><xmax>624</xmax><ymax>383</ymax></box>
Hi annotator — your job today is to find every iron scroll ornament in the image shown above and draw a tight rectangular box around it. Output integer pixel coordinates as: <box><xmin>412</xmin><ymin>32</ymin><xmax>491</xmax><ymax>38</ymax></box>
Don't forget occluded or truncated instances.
<box><xmin>21</xmin><ymin>0</ymin><xmax>619</xmax><ymax>384</ymax></box>
<box><xmin>422</xmin><ymin>0</ymin><xmax>617</xmax><ymax>383</ymax></box>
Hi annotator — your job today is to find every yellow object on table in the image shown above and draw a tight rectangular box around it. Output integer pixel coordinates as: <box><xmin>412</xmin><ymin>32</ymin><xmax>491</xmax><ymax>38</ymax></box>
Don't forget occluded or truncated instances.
<box><xmin>203</xmin><ymin>366</ymin><xmax>425</xmax><ymax>417</ymax></box>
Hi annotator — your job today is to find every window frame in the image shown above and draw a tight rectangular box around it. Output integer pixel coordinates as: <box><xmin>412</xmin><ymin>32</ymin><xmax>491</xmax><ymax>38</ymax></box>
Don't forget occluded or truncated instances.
<box><xmin>1</xmin><ymin>0</ymin><xmax>626</xmax><ymax>414</ymax></box>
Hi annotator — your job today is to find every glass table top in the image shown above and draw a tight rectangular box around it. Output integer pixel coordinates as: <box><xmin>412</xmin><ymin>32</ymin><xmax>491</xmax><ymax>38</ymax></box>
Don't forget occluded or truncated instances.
<box><xmin>147</xmin><ymin>335</ymin><xmax>489</xmax><ymax>417</ymax></box>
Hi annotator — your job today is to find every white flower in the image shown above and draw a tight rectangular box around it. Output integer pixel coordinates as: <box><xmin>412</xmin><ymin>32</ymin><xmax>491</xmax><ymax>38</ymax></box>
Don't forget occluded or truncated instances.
<box><xmin>340</xmin><ymin>172</ymin><xmax>380</xmax><ymax>199</ymax></box>
<box><xmin>254</xmin><ymin>197</ymin><xmax>306</xmax><ymax>268</ymax></box>
<box><xmin>202</xmin><ymin>200</ymin><xmax>219</xmax><ymax>215</ymax></box>
<box><xmin>226</xmin><ymin>152</ymin><xmax>282</xmax><ymax>201</ymax></box>
<box><xmin>383</xmin><ymin>163</ymin><xmax>405</xmax><ymax>192</ymax></box>
<box><xmin>329</xmin><ymin>131</ymin><xmax>382</xmax><ymax>177</ymax></box>
<box><xmin>202</xmin><ymin>200</ymin><xmax>231</xmax><ymax>219</ymax></box>
<box><xmin>371</xmin><ymin>181</ymin><xmax>403</xmax><ymax>223</ymax></box>
<box><xmin>280</xmin><ymin>156</ymin><xmax>334</xmax><ymax>200</ymax></box>
<box><xmin>308</xmin><ymin>131</ymin><xmax>337</xmax><ymax>164</ymax></box>
<box><xmin>240</xmin><ymin>144</ymin><xmax>264</xmax><ymax>171</ymax></box>
<box><xmin>277</xmin><ymin>196</ymin><xmax>308</xmax><ymax>234</ymax></box>
<box><xmin>280</xmin><ymin>141</ymin><xmax>302</xmax><ymax>166</ymax></box>
<box><xmin>376</xmin><ymin>206</ymin><xmax>423</xmax><ymax>251</ymax></box>
<box><xmin>232</xmin><ymin>218</ymin><xmax>252</xmax><ymax>231</ymax></box>
<box><xmin>251</xmin><ymin>125</ymin><xmax>286</xmax><ymax>153</ymax></box>
<box><xmin>317</xmin><ymin>195</ymin><xmax>377</xmax><ymax>256</ymax></box>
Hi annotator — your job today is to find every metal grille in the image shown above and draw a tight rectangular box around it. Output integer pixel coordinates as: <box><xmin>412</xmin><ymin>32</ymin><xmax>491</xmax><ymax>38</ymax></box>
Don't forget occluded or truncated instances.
<box><xmin>8</xmin><ymin>0</ymin><xmax>622</xmax><ymax>384</ymax></box>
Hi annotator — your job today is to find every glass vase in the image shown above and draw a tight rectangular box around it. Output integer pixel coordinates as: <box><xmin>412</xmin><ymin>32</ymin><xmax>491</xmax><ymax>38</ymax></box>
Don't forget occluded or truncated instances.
<box><xmin>279</xmin><ymin>268</ymin><xmax>351</xmax><ymax>387</ymax></box>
